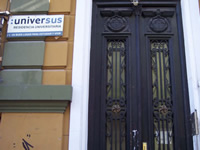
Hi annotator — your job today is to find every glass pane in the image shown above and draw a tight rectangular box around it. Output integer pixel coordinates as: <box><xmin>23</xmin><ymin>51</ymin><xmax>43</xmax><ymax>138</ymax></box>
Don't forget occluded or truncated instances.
<box><xmin>151</xmin><ymin>40</ymin><xmax>174</xmax><ymax>150</ymax></box>
<box><xmin>106</xmin><ymin>40</ymin><xmax>126</xmax><ymax>150</ymax></box>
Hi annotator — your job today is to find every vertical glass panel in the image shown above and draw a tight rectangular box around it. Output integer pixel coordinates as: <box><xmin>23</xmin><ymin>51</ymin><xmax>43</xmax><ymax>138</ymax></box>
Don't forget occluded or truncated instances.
<box><xmin>106</xmin><ymin>39</ymin><xmax>126</xmax><ymax>150</ymax></box>
<box><xmin>151</xmin><ymin>40</ymin><xmax>174</xmax><ymax>150</ymax></box>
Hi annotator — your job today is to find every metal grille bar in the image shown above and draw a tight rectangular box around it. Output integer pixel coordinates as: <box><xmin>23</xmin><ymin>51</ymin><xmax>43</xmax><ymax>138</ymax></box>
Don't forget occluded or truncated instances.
<box><xmin>106</xmin><ymin>39</ymin><xmax>127</xmax><ymax>150</ymax></box>
<box><xmin>151</xmin><ymin>39</ymin><xmax>174</xmax><ymax>150</ymax></box>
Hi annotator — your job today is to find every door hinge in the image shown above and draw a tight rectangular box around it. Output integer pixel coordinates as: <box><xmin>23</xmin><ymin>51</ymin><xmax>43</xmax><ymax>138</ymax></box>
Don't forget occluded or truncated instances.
<box><xmin>191</xmin><ymin>110</ymin><xmax>199</xmax><ymax>136</ymax></box>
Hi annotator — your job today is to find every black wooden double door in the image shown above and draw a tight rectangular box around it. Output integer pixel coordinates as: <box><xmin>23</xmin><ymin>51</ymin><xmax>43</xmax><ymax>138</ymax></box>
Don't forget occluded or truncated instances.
<box><xmin>88</xmin><ymin>1</ymin><xmax>193</xmax><ymax>150</ymax></box>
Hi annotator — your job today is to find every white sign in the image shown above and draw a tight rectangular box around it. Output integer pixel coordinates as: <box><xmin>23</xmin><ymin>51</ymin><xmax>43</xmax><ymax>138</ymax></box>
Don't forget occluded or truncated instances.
<box><xmin>7</xmin><ymin>15</ymin><xmax>64</xmax><ymax>37</ymax></box>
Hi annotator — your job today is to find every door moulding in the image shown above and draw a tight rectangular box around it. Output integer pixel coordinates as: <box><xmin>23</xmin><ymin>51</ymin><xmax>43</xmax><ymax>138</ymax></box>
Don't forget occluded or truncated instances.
<box><xmin>68</xmin><ymin>0</ymin><xmax>92</xmax><ymax>150</ymax></box>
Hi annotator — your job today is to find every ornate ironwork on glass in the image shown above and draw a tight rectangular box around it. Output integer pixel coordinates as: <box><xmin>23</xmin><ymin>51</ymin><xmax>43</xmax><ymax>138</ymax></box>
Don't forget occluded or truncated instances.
<box><xmin>151</xmin><ymin>40</ymin><xmax>174</xmax><ymax>150</ymax></box>
<box><xmin>106</xmin><ymin>39</ymin><xmax>127</xmax><ymax>150</ymax></box>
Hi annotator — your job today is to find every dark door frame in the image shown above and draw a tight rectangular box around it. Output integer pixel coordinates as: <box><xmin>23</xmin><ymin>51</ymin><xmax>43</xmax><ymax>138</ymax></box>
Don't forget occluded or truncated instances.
<box><xmin>88</xmin><ymin>1</ymin><xmax>193</xmax><ymax>150</ymax></box>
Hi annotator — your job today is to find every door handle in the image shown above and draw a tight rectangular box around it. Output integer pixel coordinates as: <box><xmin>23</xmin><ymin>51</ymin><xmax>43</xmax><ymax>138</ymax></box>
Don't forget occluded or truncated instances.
<box><xmin>132</xmin><ymin>130</ymin><xmax>138</xmax><ymax>150</ymax></box>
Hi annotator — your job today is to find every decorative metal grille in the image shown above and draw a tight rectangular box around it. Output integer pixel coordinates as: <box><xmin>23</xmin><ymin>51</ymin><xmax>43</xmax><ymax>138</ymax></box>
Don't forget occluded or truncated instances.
<box><xmin>151</xmin><ymin>40</ymin><xmax>174</xmax><ymax>150</ymax></box>
<box><xmin>106</xmin><ymin>39</ymin><xmax>127</xmax><ymax>150</ymax></box>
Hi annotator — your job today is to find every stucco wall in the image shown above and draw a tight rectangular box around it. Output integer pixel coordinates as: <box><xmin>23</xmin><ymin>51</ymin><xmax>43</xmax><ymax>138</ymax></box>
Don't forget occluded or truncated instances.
<box><xmin>181</xmin><ymin>0</ymin><xmax>200</xmax><ymax>149</ymax></box>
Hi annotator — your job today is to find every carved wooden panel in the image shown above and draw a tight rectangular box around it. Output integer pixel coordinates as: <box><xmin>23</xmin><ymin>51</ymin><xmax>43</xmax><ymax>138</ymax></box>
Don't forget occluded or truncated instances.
<box><xmin>142</xmin><ymin>8</ymin><xmax>175</xmax><ymax>34</ymax></box>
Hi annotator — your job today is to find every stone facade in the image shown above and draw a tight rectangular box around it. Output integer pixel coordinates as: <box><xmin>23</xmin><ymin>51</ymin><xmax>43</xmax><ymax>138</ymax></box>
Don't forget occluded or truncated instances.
<box><xmin>0</xmin><ymin>0</ymin><xmax>76</xmax><ymax>149</ymax></box>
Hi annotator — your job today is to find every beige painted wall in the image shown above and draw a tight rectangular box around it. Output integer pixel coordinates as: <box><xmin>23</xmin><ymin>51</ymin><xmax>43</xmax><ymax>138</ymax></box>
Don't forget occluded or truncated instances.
<box><xmin>0</xmin><ymin>0</ymin><xmax>10</xmax><ymax>11</ymax></box>
<box><xmin>0</xmin><ymin>108</ymin><xmax>71</xmax><ymax>150</ymax></box>
<box><xmin>42</xmin><ymin>1</ymin><xmax>76</xmax><ymax>149</ymax></box>
<box><xmin>0</xmin><ymin>113</ymin><xmax>63</xmax><ymax>150</ymax></box>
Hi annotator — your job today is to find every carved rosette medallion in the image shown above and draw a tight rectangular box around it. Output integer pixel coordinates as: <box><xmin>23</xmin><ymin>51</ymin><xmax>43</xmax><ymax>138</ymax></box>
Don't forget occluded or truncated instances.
<box><xmin>112</xmin><ymin>104</ymin><xmax>121</xmax><ymax>113</ymax></box>
<box><xmin>107</xmin><ymin>16</ymin><xmax>127</xmax><ymax>32</ymax></box>
<box><xmin>149</xmin><ymin>16</ymin><xmax>168</xmax><ymax>33</ymax></box>
<box><xmin>159</xmin><ymin>105</ymin><xmax>168</xmax><ymax>116</ymax></box>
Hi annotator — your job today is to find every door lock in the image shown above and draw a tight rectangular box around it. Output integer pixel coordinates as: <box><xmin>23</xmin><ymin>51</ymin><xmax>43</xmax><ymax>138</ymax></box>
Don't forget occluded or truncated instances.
<box><xmin>143</xmin><ymin>142</ymin><xmax>147</xmax><ymax>150</ymax></box>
